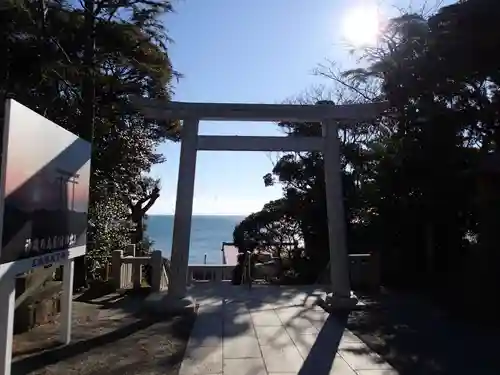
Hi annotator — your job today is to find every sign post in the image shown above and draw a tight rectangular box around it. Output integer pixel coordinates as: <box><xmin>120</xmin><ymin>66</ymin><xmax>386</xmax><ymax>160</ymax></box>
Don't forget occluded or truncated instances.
<box><xmin>0</xmin><ymin>99</ymin><xmax>91</xmax><ymax>375</ymax></box>
<box><xmin>60</xmin><ymin>258</ymin><xmax>75</xmax><ymax>344</ymax></box>
<box><xmin>0</xmin><ymin>278</ymin><xmax>15</xmax><ymax>374</ymax></box>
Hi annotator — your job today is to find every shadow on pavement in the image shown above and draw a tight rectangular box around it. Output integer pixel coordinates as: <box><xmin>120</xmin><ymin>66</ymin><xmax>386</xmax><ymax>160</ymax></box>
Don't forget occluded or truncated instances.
<box><xmin>347</xmin><ymin>290</ymin><xmax>500</xmax><ymax>375</ymax></box>
<box><xmin>13</xmin><ymin>283</ymin><xmax>500</xmax><ymax>375</ymax></box>
<box><xmin>12</xmin><ymin>287</ymin><xmax>195</xmax><ymax>375</ymax></box>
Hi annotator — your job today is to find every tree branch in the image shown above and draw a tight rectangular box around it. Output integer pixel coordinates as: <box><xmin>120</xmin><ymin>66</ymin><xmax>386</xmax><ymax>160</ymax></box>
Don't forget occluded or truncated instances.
<box><xmin>314</xmin><ymin>61</ymin><xmax>376</xmax><ymax>102</ymax></box>
<box><xmin>140</xmin><ymin>191</ymin><xmax>159</xmax><ymax>214</ymax></box>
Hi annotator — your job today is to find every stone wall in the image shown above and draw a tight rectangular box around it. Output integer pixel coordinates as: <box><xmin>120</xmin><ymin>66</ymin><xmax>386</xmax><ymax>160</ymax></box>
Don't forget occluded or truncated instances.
<box><xmin>14</xmin><ymin>279</ymin><xmax>62</xmax><ymax>334</ymax></box>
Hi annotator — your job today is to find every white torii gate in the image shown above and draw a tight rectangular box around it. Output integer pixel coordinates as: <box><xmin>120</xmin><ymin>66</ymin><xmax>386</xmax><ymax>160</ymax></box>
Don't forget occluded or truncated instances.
<box><xmin>135</xmin><ymin>98</ymin><xmax>386</xmax><ymax>310</ymax></box>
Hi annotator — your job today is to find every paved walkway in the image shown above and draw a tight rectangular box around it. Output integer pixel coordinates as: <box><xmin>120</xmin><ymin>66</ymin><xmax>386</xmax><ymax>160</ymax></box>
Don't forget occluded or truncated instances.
<box><xmin>179</xmin><ymin>284</ymin><xmax>398</xmax><ymax>375</ymax></box>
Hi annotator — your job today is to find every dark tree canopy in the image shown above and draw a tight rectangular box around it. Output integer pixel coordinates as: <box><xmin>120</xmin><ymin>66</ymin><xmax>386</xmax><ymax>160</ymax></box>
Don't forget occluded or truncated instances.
<box><xmin>234</xmin><ymin>0</ymin><xmax>500</xmax><ymax>317</ymax></box>
<box><xmin>0</xmin><ymin>0</ymin><xmax>179</xmax><ymax>277</ymax></box>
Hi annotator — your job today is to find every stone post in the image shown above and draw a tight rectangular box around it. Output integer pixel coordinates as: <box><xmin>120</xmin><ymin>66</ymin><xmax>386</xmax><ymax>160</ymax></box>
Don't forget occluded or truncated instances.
<box><xmin>112</xmin><ymin>250</ymin><xmax>123</xmax><ymax>289</ymax></box>
<box><xmin>125</xmin><ymin>243</ymin><xmax>136</xmax><ymax>256</ymax></box>
<box><xmin>151</xmin><ymin>250</ymin><xmax>162</xmax><ymax>292</ymax></box>
<box><xmin>132</xmin><ymin>260</ymin><xmax>142</xmax><ymax>290</ymax></box>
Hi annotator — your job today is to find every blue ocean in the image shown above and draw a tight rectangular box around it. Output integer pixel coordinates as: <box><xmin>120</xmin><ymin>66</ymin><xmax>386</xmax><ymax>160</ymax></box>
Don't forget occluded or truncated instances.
<box><xmin>145</xmin><ymin>215</ymin><xmax>245</xmax><ymax>264</ymax></box>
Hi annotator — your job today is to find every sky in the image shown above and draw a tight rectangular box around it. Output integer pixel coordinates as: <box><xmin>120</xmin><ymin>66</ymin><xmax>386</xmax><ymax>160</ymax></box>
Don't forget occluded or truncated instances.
<box><xmin>148</xmin><ymin>0</ymin><xmax>455</xmax><ymax>216</ymax></box>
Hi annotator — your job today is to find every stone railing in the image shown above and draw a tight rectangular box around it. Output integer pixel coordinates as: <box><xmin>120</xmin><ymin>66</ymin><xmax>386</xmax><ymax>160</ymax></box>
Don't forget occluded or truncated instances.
<box><xmin>185</xmin><ymin>253</ymin><xmax>381</xmax><ymax>289</ymax></box>
<box><xmin>110</xmin><ymin>250</ymin><xmax>380</xmax><ymax>291</ymax></box>
<box><xmin>111</xmin><ymin>249</ymin><xmax>168</xmax><ymax>292</ymax></box>
<box><xmin>187</xmin><ymin>264</ymin><xmax>234</xmax><ymax>283</ymax></box>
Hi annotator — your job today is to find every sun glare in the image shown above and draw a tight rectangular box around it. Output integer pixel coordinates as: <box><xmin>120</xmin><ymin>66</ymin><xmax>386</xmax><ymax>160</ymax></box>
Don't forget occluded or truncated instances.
<box><xmin>341</xmin><ymin>5</ymin><xmax>380</xmax><ymax>47</ymax></box>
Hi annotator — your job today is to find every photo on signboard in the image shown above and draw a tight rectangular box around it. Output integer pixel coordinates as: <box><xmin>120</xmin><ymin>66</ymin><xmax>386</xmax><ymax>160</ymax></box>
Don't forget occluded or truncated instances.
<box><xmin>0</xmin><ymin>99</ymin><xmax>91</xmax><ymax>266</ymax></box>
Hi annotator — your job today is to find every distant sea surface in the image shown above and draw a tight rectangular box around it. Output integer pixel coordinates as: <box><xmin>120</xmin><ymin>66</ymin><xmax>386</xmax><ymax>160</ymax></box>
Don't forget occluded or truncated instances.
<box><xmin>145</xmin><ymin>215</ymin><xmax>245</xmax><ymax>264</ymax></box>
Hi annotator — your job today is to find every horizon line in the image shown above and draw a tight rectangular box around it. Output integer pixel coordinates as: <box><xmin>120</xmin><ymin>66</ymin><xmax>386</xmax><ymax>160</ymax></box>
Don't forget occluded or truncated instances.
<box><xmin>148</xmin><ymin>213</ymin><xmax>249</xmax><ymax>217</ymax></box>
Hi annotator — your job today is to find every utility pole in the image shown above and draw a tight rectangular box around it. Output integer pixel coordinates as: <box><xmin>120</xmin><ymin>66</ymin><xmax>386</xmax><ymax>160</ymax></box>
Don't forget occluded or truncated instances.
<box><xmin>73</xmin><ymin>0</ymin><xmax>96</xmax><ymax>291</ymax></box>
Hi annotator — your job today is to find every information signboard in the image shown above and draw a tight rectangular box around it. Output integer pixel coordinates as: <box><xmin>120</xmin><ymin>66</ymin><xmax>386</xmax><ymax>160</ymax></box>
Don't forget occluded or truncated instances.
<box><xmin>0</xmin><ymin>99</ymin><xmax>91</xmax><ymax>275</ymax></box>
<box><xmin>0</xmin><ymin>99</ymin><xmax>91</xmax><ymax>375</ymax></box>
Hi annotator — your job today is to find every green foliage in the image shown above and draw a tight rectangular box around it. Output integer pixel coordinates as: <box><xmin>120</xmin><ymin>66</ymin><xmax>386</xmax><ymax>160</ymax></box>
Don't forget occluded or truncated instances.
<box><xmin>124</xmin><ymin>175</ymin><xmax>161</xmax><ymax>251</ymax></box>
<box><xmin>87</xmin><ymin>196</ymin><xmax>130</xmax><ymax>278</ymax></box>
<box><xmin>0</xmin><ymin>0</ymin><xmax>178</xmax><ymax>278</ymax></box>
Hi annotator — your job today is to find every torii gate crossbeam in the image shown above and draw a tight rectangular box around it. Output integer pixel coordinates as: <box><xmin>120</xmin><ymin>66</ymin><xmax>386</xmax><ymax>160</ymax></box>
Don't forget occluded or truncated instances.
<box><xmin>134</xmin><ymin>98</ymin><xmax>387</xmax><ymax>311</ymax></box>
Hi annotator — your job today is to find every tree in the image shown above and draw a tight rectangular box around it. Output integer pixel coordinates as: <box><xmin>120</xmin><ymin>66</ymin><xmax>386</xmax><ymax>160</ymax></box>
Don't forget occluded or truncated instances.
<box><xmin>124</xmin><ymin>176</ymin><xmax>160</xmax><ymax>252</ymax></box>
<box><xmin>0</xmin><ymin>0</ymin><xmax>180</xmax><ymax>282</ymax></box>
<box><xmin>233</xmin><ymin>198</ymin><xmax>301</xmax><ymax>255</ymax></box>
<box><xmin>236</xmin><ymin>0</ymin><xmax>500</xmax><ymax>318</ymax></box>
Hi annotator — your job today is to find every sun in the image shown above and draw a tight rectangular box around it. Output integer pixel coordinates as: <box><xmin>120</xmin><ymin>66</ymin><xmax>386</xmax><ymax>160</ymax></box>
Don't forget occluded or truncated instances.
<box><xmin>341</xmin><ymin>5</ymin><xmax>380</xmax><ymax>47</ymax></box>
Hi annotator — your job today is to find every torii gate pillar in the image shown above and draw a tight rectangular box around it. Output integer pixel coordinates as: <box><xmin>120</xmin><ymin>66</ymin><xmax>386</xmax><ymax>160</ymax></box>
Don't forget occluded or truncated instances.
<box><xmin>135</xmin><ymin>98</ymin><xmax>386</xmax><ymax>312</ymax></box>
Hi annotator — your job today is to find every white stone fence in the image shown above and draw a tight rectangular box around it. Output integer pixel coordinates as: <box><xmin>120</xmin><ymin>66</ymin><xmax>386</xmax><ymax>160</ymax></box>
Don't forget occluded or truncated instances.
<box><xmin>187</xmin><ymin>264</ymin><xmax>234</xmax><ymax>283</ymax></box>
<box><xmin>111</xmin><ymin>250</ymin><xmax>169</xmax><ymax>292</ymax></box>
<box><xmin>187</xmin><ymin>253</ymin><xmax>380</xmax><ymax>290</ymax></box>
<box><xmin>110</xmin><ymin>250</ymin><xmax>380</xmax><ymax>291</ymax></box>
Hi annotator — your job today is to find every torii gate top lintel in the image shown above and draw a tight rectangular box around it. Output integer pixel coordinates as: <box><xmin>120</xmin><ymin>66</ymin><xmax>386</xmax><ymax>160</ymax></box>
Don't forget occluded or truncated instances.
<box><xmin>132</xmin><ymin>96</ymin><xmax>389</xmax><ymax>301</ymax></box>
<box><xmin>133</xmin><ymin>97</ymin><xmax>388</xmax><ymax>122</ymax></box>
<box><xmin>135</xmin><ymin>96</ymin><xmax>388</xmax><ymax>301</ymax></box>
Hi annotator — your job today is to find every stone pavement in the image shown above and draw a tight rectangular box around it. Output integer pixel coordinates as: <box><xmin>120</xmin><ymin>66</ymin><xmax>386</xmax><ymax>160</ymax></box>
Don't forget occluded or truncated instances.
<box><xmin>179</xmin><ymin>284</ymin><xmax>398</xmax><ymax>375</ymax></box>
